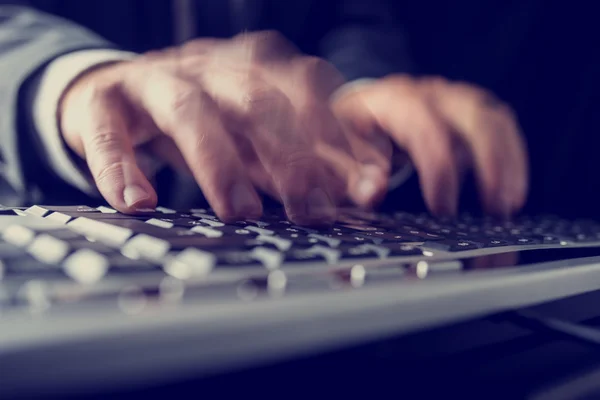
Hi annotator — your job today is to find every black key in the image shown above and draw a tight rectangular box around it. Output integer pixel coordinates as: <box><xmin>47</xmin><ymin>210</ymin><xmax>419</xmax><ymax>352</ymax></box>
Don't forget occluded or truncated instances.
<box><xmin>163</xmin><ymin>235</ymin><xmax>258</xmax><ymax>250</ymax></box>
<box><xmin>216</xmin><ymin>251</ymin><xmax>262</xmax><ymax>268</ymax></box>
<box><xmin>108</xmin><ymin>254</ymin><xmax>160</xmax><ymax>272</ymax></box>
<box><xmin>340</xmin><ymin>244</ymin><xmax>384</xmax><ymax>260</ymax></box>
<box><xmin>481</xmin><ymin>238</ymin><xmax>513</xmax><ymax>248</ymax></box>
<box><xmin>425</xmin><ymin>239</ymin><xmax>483</xmax><ymax>252</ymax></box>
<box><xmin>168</xmin><ymin>218</ymin><xmax>207</xmax><ymax>228</ymax></box>
<box><xmin>0</xmin><ymin>206</ymin><xmax>19</xmax><ymax>215</ymax></box>
<box><xmin>308</xmin><ymin>233</ymin><xmax>368</xmax><ymax>247</ymax></box>
<box><xmin>512</xmin><ymin>237</ymin><xmax>542</xmax><ymax>245</ymax></box>
<box><xmin>357</xmin><ymin>231</ymin><xmax>423</xmax><ymax>243</ymax></box>
<box><xmin>400</xmin><ymin>228</ymin><xmax>445</xmax><ymax>241</ymax></box>
<box><xmin>283</xmin><ymin>249</ymin><xmax>328</xmax><ymax>264</ymax></box>
<box><xmin>382</xmin><ymin>243</ymin><xmax>424</xmax><ymax>257</ymax></box>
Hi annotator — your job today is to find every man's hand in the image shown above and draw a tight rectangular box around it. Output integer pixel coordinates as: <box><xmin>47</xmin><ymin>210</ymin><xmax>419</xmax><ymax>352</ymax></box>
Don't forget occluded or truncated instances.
<box><xmin>332</xmin><ymin>75</ymin><xmax>529</xmax><ymax>216</ymax></box>
<box><xmin>59</xmin><ymin>32</ymin><xmax>389</xmax><ymax>224</ymax></box>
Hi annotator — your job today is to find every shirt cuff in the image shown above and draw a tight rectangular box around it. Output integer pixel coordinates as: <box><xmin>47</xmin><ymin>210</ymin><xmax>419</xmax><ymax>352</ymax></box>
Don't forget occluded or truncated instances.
<box><xmin>33</xmin><ymin>49</ymin><xmax>138</xmax><ymax>195</ymax></box>
<box><xmin>331</xmin><ymin>79</ymin><xmax>414</xmax><ymax>191</ymax></box>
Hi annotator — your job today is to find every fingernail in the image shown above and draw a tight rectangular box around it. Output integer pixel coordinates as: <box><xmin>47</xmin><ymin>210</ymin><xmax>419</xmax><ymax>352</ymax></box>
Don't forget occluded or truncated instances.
<box><xmin>306</xmin><ymin>188</ymin><xmax>335</xmax><ymax>220</ymax></box>
<box><xmin>357</xmin><ymin>178</ymin><xmax>378</xmax><ymax>201</ymax></box>
<box><xmin>123</xmin><ymin>185</ymin><xmax>150</xmax><ymax>208</ymax></box>
<box><xmin>356</xmin><ymin>165</ymin><xmax>382</xmax><ymax>203</ymax></box>
<box><xmin>231</xmin><ymin>182</ymin><xmax>259</xmax><ymax>216</ymax></box>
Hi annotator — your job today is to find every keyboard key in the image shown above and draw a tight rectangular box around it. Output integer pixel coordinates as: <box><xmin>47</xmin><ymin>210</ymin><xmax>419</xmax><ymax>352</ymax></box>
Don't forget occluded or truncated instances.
<box><xmin>97</xmin><ymin>206</ymin><xmax>118</xmax><ymax>214</ymax></box>
<box><xmin>250</xmin><ymin>247</ymin><xmax>284</xmax><ymax>270</ymax></box>
<box><xmin>156</xmin><ymin>207</ymin><xmax>177</xmax><ymax>214</ymax></box>
<box><xmin>383</xmin><ymin>243</ymin><xmax>425</xmax><ymax>257</ymax></box>
<box><xmin>108</xmin><ymin>254</ymin><xmax>160</xmax><ymax>272</ymax></box>
<box><xmin>27</xmin><ymin>234</ymin><xmax>70</xmax><ymax>264</ymax></box>
<box><xmin>68</xmin><ymin>218</ymin><xmax>133</xmax><ymax>246</ymax></box>
<box><xmin>340</xmin><ymin>244</ymin><xmax>387</xmax><ymax>260</ymax></box>
<box><xmin>424</xmin><ymin>239</ymin><xmax>483</xmax><ymax>252</ymax></box>
<box><xmin>163</xmin><ymin>248</ymin><xmax>216</xmax><ymax>279</ymax></box>
<box><xmin>255</xmin><ymin>235</ymin><xmax>292</xmax><ymax>251</ymax></box>
<box><xmin>216</xmin><ymin>251</ymin><xmax>263</xmax><ymax>268</ymax></box>
<box><xmin>24</xmin><ymin>205</ymin><xmax>52</xmax><ymax>218</ymax></box>
<box><xmin>282</xmin><ymin>249</ymin><xmax>328</xmax><ymax>264</ymax></box>
<box><xmin>44</xmin><ymin>212</ymin><xmax>73</xmax><ymax>225</ymax></box>
<box><xmin>63</xmin><ymin>250</ymin><xmax>109</xmax><ymax>284</ymax></box>
<box><xmin>145</xmin><ymin>218</ymin><xmax>175</xmax><ymax>229</ymax></box>
<box><xmin>121</xmin><ymin>235</ymin><xmax>171</xmax><ymax>261</ymax></box>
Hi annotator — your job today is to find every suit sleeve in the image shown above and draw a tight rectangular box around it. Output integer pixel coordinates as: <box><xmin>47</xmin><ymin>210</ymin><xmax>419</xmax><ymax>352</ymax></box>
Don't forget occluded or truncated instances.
<box><xmin>319</xmin><ymin>0</ymin><xmax>414</xmax><ymax>82</ymax></box>
<box><xmin>0</xmin><ymin>5</ymin><xmax>116</xmax><ymax>206</ymax></box>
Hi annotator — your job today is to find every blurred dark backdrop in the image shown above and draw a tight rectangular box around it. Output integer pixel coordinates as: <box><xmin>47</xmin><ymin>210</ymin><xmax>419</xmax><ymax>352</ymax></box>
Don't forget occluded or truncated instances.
<box><xmin>27</xmin><ymin>0</ymin><xmax>600</xmax><ymax>218</ymax></box>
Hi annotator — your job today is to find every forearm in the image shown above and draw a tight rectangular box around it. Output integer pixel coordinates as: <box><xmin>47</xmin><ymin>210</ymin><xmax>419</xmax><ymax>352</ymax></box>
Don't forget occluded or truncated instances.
<box><xmin>0</xmin><ymin>5</ymin><xmax>116</xmax><ymax>204</ymax></box>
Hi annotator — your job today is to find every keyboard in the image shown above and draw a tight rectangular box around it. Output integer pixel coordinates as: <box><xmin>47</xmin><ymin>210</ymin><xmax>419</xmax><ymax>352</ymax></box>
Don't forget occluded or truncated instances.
<box><xmin>4</xmin><ymin>204</ymin><xmax>600</xmax><ymax>398</ymax></box>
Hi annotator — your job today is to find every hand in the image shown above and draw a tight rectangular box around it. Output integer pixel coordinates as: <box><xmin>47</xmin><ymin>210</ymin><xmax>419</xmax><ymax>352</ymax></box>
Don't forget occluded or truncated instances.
<box><xmin>59</xmin><ymin>32</ymin><xmax>389</xmax><ymax>224</ymax></box>
<box><xmin>332</xmin><ymin>75</ymin><xmax>529</xmax><ymax>216</ymax></box>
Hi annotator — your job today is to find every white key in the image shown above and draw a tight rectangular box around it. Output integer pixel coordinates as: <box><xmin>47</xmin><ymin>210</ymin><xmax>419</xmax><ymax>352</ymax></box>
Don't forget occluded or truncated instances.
<box><xmin>308</xmin><ymin>233</ymin><xmax>341</xmax><ymax>248</ymax></box>
<box><xmin>24</xmin><ymin>205</ymin><xmax>50</xmax><ymax>218</ymax></box>
<box><xmin>68</xmin><ymin>217</ymin><xmax>133</xmax><ymax>246</ymax></box>
<box><xmin>145</xmin><ymin>218</ymin><xmax>174</xmax><ymax>229</ymax></box>
<box><xmin>63</xmin><ymin>249</ymin><xmax>109</xmax><ymax>284</ymax></box>
<box><xmin>156</xmin><ymin>207</ymin><xmax>177</xmax><ymax>214</ymax></box>
<box><xmin>190</xmin><ymin>225</ymin><xmax>223</xmax><ymax>238</ymax></box>
<box><xmin>163</xmin><ymin>248</ymin><xmax>216</xmax><ymax>279</ymax></box>
<box><xmin>256</xmin><ymin>235</ymin><xmax>292</xmax><ymax>251</ymax></box>
<box><xmin>246</xmin><ymin>226</ymin><xmax>274</xmax><ymax>236</ymax></box>
<box><xmin>97</xmin><ymin>206</ymin><xmax>117</xmax><ymax>214</ymax></box>
<box><xmin>251</xmin><ymin>247</ymin><xmax>284</xmax><ymax>270</ymax></box>
<box><xmin>306</xmin><ymin>245</ymin><xmax>340</xmax><ymax>264</ymax></box>
<box><xmin>121</xmin><ymin>234</ymin><xmax>171</xmax><ymax>261</ymax></box>
<box><xmin>198</xmin><ymin>218</ymin><xmax>225</xmax><ymax>228</ymax></box>
<box><xmin>28</xmin><ymin>234</ymin><xmax>70</xmax><ymax>264</ymax></box>
<box><xmin>45</xmin><ymin>212</ymin><xmax>72</xmax><ymax>224</ymax></box>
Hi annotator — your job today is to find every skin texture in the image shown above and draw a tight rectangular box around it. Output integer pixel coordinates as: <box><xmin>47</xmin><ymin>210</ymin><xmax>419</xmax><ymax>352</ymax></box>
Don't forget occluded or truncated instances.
<box><xmin>60</xmin><ymin>31</ymin><xmax>528</xmax><ymax>224</ymax></box>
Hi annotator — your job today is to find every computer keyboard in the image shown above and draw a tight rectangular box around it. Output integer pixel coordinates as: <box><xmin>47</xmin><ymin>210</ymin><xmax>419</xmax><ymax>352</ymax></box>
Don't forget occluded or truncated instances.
<box><xmin>6</xmin><ymin>204</ymin><xmax>600</xmax><ymax>398</ymax></box>
<box><xmin>1</xmin><ymin>204</ymin><xmax>600</xmax><ymax>315</ymax></box>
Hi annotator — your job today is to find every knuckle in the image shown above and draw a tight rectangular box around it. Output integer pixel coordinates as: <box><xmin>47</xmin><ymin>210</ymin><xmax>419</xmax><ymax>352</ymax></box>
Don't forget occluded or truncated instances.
<box><xmin>242</xmin><ymin>86</ymin><xmax>290</xmax><ymax>122</ymax></box>
<box><xmin>239</xmin><ymin>30</ymin><xmax>295</xmax><ymax>61</ymax></box>
<box><xmin>274</xmin><ymin>148</ymin><xmax>319</xmax><ymax>174</ymax></box>
<box><xmin>383</xmin><ymin>74</ymin><xmax>418</xmax><ymax>90</ymax></box>
<box><xmin>94</xmin><ymin>160</ymin><xmax>126</xmax><ymax>187</ymax></box>
<box><xmin>165</xmin><ymin>86</ymin><xmax>207</xmax><ymax>121</ymax></box>
<box><xmin>88</xmin><ymin>130</ymin><xmax>123</xmax><ymax>154</ymax></box>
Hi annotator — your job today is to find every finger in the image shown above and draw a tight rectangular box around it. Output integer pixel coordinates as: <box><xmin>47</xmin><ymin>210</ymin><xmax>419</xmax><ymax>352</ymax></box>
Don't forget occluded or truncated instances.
<box><xmin>283</xmin><ymin>57</ymin><xmax>388</xmax><ymax>206</ymax></box>
<box><xmin>341</xmin><ymin>127</ymin><xmax>391</xmax><ymax>207</ymax></box>
<box><xmin>425</xmin><ymin>80</ymin><xmax>529</xmax><ymax>215</ymax></box>
<box><xmin>357</xmin><ymin>80</ymin><xmax>461</xmax><ymax>216</ymax></box>
<box><xmin>211</xmin><ymin>79</ymin><xmax>339</xmax><ymax>224</ymax></box>
<box><xmin>75</xmin><ymin>87</ymin><xmax>158</xmax><ymax>212</ymax></box>
<box><xmin>134</xmin><ymin>72</ymin><xmax>262</xmax><ymax>221</ymax></box>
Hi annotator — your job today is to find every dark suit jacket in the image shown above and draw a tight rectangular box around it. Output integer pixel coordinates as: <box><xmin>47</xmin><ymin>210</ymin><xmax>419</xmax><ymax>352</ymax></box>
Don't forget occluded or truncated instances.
<box><xmin>0</xmin><ymin>0</ymin><xmax>411</xmax><ymax>208</ymax></box>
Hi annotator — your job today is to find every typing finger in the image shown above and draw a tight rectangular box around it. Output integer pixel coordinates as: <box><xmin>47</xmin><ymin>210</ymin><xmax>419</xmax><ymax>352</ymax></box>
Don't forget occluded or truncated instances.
<box><xmin>207</xmin><ymin>76</ymin><xmax>339</xmax><ymax>224</ymax></box>
<box><xmin>425</xmin><ymin>80</ymin><xmax>529</xmax><ymax>215</ymax></box>
<box><xmin>134</xmin><ymin>71</ymin><xmax>262</xmax><ymax>222</ymax></box>
<box><xmin>74</xmin><ymin>86</ymin><xmax>158</xmax><ymax>212</ymax></box>
<box><xmin>355</xmin><ymin>78</ymin><xmax>461</xmax><ymax>216</ymax></box>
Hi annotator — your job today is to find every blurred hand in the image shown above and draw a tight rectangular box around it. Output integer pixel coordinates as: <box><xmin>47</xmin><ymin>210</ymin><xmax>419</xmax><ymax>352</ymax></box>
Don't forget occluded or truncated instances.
<box><xmin>332</xmin><ymin>75</ymin><xmax>529</xmax><ymax>216</ymax></box>
<box><xmin>59</xmin><ymin>32</ymin><xmax>389</xmax><ymax>224</ymax></box>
